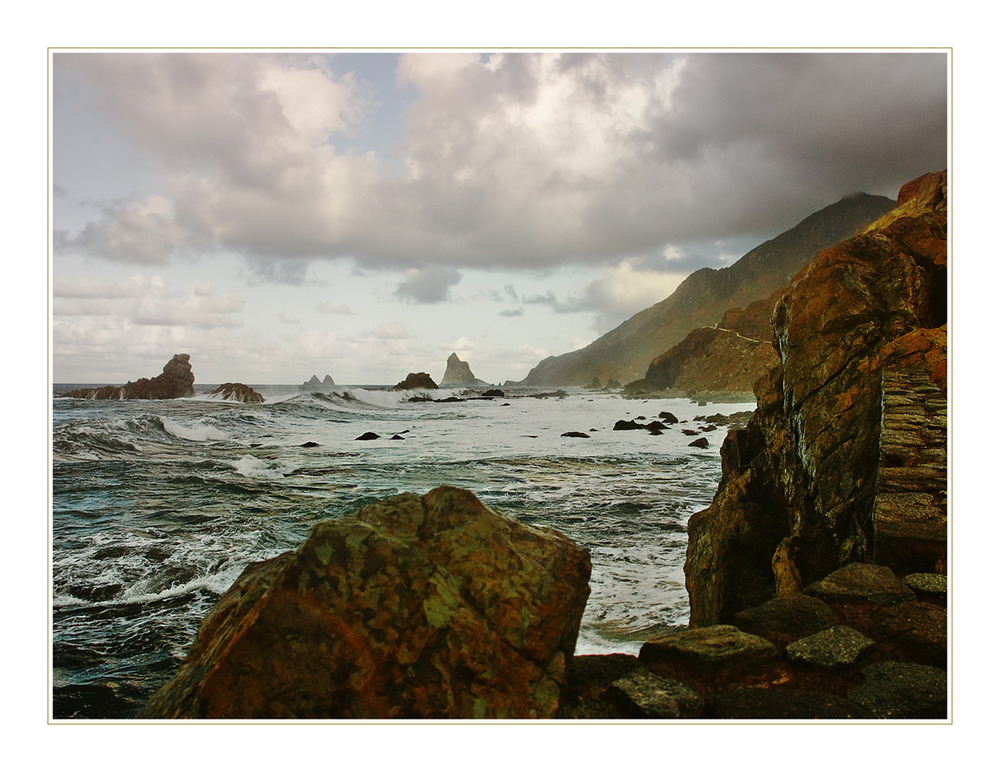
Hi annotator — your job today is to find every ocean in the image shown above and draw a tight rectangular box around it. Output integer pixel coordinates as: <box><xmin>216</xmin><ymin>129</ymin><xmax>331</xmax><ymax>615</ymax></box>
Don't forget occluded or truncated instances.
<box><xmin>50</xmin><ymin>384</ymin><xmax>752</xmax><ymax>719</ymax></box>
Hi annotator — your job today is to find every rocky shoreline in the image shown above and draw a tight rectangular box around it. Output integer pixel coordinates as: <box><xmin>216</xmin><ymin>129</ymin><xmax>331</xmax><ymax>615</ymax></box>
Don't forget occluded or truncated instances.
<box><xmin>131</xmin><ymin>171</ymin><xmax>948</xmax><ymax>721</ymax></box>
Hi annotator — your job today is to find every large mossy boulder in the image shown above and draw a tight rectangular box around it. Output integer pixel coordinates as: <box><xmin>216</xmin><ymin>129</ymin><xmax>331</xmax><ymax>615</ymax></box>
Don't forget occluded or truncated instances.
<box><xmin>140</xmin><ymin>486</ymin><xmax>591</xmax><ymax>719</ymax></box>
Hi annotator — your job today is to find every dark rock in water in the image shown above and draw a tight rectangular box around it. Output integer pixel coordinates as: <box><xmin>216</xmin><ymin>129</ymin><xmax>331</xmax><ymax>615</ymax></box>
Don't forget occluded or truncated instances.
<box><xmin>209</xmin><ymin>382</ymin><xmax>264</xmax><ymax>403</ymax></box>
<box><xmin>561</xmin><ymin>431</ymin><xmax>591</xmax><ymax>438</ymax></box>
<box><xmin>648</xmin><ymin>429</ymin><xmax>663</xmax><ymax>436</ymax></box>
<box><xmin>645</xmin><ymin>420</ymin><xmax>667</xmax><ymax>431</ymax></box>
<box><xmin>434</xmin><ymin>396</ymin><xmax>465</xmax><ymax>403</ymax></box>
<box><xmin>483</xmin><ymin>389</ymin><xmax>505</xmax><ymax>398</ymax></box>
<box><xmin>682</xmin><ymin>429</ymin><xmax>700</xmax><ymax>436</ymax></box>
<box><xmin>356</xmin><ymin>432</ymin><xmax>380</xmax><ymax>441</ymax></box>
<box><xmin>139</xmin><ymin>486</ymin><xmax>592</xmax><ymax>719</ymax></box>
<box><xmin>390</xmin><ymin>434</ymin><xmax>406</xmax><ymax>440</ymax></box>
<box><xmin>300</xmin><ymin>441</ymin><xmax>320</xmax><ymax>448</ymax></box>
<box><xmin>66</xmin><ymin>354</ymin><xmax>196</xmax><ymax>400</ymax></box>
<box><xmin>613</xmin><ymin>420</ymin><xmax>645</xmax><ymax>431</ymax></box>
<box><xmin>658</xmin><ymin>411</ymin><xmax>679</xmax><ymax>423</ymax></box>
<box><xmin>689</xmin><ymin>438</ymin><xmax>710</xmax><ymax>449</ymax></box>
<box><xmin>393</xmin><ymin>372</ymin><xmax>438</xmax><ymax>390</ymax></box>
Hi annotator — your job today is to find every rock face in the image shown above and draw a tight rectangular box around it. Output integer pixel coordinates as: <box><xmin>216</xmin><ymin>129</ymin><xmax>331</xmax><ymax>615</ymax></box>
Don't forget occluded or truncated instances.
<box><xmin>208</xmin><ymin>383</ymin><xmax>264</xmax><ymax>403</ymax></box>
<box><xmin>637</xmin><ymin>325</ymin><xmax>779</xmax><ymax>399</ymax></box>
<box><xmin>65</xmin><ymin>354</ymin><xmax>196</xmax><ymax>400</ymax></box>
<box><xmin>440</xmin><ymin>353</ymin><xmax>489</xmax><ymax>387</ymax></box>
<box><xmin>393</xmin><ymin>372</ymin><xmax>438</xmax><ymax>390</ymax></box>
<box><xmin>139</xmin><ymin>486</ymin><xmax>592</xmax><ymax>719</ymax></box>
<box><xmin>685</xmin><ymin>170</ymin><xmax>947</xmax><ymax>627</ymax></box>
<box><xmin>517</xmin><ymin>193</ymin><xmax>894</xmax><ymax>387</ymax></box>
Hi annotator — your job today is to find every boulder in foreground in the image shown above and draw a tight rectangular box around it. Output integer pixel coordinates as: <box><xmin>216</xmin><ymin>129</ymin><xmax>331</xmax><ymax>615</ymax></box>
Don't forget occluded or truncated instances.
<box><xmin>140</xmin><ymin>486</ymin><xmax>591</xmax><ymax>719</ymax></box>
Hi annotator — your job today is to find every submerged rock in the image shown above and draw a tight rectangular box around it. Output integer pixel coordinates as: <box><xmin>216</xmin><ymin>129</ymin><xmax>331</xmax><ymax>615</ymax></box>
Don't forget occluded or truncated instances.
<box><xmin>139</xmin><ymin>486</ymin><xmax>591</xmax><ymax>719</ymax></box>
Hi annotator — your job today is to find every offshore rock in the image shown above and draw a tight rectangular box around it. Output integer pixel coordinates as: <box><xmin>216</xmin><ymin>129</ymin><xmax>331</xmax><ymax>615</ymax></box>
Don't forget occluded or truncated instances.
<box><xmin>440</xmin><ymin>352</ymin><xmax>489</xmax><ymax>387</ymax></box>
<box><xmin>65</xmin><ymin>354</ymin><xmax>196</xmax><ymax>400</ymax></box>
<box><xmin>393</xmin><ymin>372</ymin><xmax>438</xmax><ymax>390</ymax></box>
<box><xmin>139</xmin><ymin>486</ymin><xmax>591</xmax><ymax>719</ymax></box>
<box><xmin>208</xmin><ymin>383</ymin><xmax>264</xmax><ymax>403</ymax></box>
<box><xmin>686</xmin><ymin>170</ymin><xmax>947</xmax><ymax>627</ymax></box>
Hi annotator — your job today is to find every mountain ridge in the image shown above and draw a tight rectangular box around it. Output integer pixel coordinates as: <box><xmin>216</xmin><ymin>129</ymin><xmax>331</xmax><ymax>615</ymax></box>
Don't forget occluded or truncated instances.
<box><xmin>517</xmin><ymin>192</ymin><xmax>896</xmax><ymax>387</ymax></box>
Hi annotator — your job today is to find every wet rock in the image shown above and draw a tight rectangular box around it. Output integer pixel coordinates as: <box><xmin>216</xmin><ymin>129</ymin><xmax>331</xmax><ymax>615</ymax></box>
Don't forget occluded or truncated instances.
<box><xmin>139</xmin><ymin>487</ymin><xmax>591</xmax><ymax>719</ymax></box>
<box><xmin>785</xmin><ymin>626</ymin><xmax>875</xmax><ymax>668</ymax></box>
<box><xmin>299</xmin><ymin>441</ymin><xmax>320</xmax><ymax>448</ymax></box>
<box><xmin>209</xmin><ymin>382</ymin><xmax>264</xmax><ymax>403</ymax></box>
<box><xmin>902</xmin><ymin>572</ymin><xmax>947</xmax><ymax>598</ymax></box>
<box><xmin>561</xmin><ymin>431</ymin><xmax>590</xmax><ymax>438</ymax></box>
<box><xmin>613</xmin><ymin>420</ymin><xmax>645</xmax><ymax>431</ymax></box>
<box><xmin>733</xmin><ymin>593</ymin><xmax>838</xmax><ymax>648</ymax></box>
<box><xmin>639</xmin><ymin>625</ymin><xmax>777</xmax><ymax>688</ymax></box>
<box><xmin>688</xmin><ymin>438</ymin><xmax>710</xmax><ymax>449</ymax></box>
<box><xmin>66</xmin><ymin>354</ymin><xmax>196</xmax><ymax>400</ymax></box>
<box><xmin>607</xmin><ymin>669</ymin><xmax>704</xmax><ymax>719</ymax></box>
<box><xmin>804</xmin><ymin>563</ymin><xmax>915</xmax><ymax>607</ymax></box>
<box><xmin>393</xmin><ymin>372</ymin><xmax>438</xmax><ymax>390</ymax></box>
<box><xmin>847</xmin><ymin>661</ymin><xmax>947</xmax><ymax>719</ymax></box>
<box><xmin>658</xmin><ymin>411</ymin><xmax>679</xmax><ymax>423</ymax></box>
<box><xmin>356</xmin><ymin>432</ymin><xmax>380</xmax><ymax>441</ymax></box>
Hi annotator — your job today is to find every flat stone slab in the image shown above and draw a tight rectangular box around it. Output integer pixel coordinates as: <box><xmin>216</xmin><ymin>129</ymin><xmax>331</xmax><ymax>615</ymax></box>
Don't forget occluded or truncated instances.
<box><xmin>607</xmin><ymin>669</ymin><xmax>703</xmax><ymax>719</ymax></box>
<box><xmin>902</xmin><ymin>572</ymin><xmax>948</xmax><ymax>595</ymax></box>
<box><xmin>639</xmin><ymin>624</ymin><xmax>777</xmax><ymax>675</ymax></box>
<box><xmin>847</xmin><ymin>661</ymin><xmax>947</xmax><ymax>719</ymax></box>
<box><xmin>804</xmin><ymin>562</ymin><xmax>915</xmax><ymax>605</ymax></box>
<box><xmin>733</xmin><ymin>593</ymin><xmax>837</xmax><ymax>647</ymax></box>
<box><xmin>785</xmin><ymin>625</ymin><xmax>875</xmax><ymax>668</ymax></box>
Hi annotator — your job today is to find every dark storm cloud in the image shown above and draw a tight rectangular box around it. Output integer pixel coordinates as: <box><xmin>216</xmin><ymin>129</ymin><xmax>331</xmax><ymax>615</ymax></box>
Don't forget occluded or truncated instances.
<box><xmin>54</xmin><ymin>51</ymin><xmax>947</xmax><ymax>277</ymax></box>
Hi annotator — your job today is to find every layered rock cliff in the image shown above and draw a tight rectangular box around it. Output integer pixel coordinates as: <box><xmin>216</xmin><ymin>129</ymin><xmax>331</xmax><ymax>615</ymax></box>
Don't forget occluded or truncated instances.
<box><xmin>518</xmin><ymin>193</ymin><xmax>895</xmax><ymax>387</ymax></box>
<box><xmin>685</xmin><ymin>170</ymin><xmax>947</xmax><ymax>627</ymax></box>
<box><xmin>65</xmin><ymin>354</ymin><xmax>196</xmax><ymax>400</ymax></box>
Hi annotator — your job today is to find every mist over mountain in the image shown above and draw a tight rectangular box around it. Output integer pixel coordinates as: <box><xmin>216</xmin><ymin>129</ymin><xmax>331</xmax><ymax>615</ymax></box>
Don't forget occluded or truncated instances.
<box><xmin>516</xmin><ymin>192</ymin><xmax>896</xmax><ymax>387</ymax></box>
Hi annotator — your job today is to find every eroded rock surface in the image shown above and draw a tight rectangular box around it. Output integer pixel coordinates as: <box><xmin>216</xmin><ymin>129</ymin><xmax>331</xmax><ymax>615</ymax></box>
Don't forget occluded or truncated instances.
<box><xmin>140</xmin><ymin>486</ymin><xmax>591</xmax><ymax>719</ymax></box>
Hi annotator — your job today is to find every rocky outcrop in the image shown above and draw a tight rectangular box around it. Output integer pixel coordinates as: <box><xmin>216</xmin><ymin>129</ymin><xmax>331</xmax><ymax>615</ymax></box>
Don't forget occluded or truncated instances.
<box><xmin>558</xmin><ymin>561</ymin><xmax>947</xmax><ymax>719</ymax></box>
<box><xmin>685</xmin><ymin>170</ymin><xmax>947</xmax><ymax>628</ymax></box>
<box><xmin>302</xmin><ymin>374</ymin><xmax>336</xmax><ymax>389</ymax></box>
<box><xmin>637</xmin><ymin>325</ymin><xmax>778</xmax><ymax>399</ymax></box>
<box><xmin>440</xmin><ymin>353</ymin><xmax>489</xmax><ymax>387</ymax></box>
<box><xmin>517</xmin><ymin>193</ymin><xmax>895</xmax><ymax>387</ymax></box>
<box><xmin>139</xmin><ymin>486</ymin><xmax>591</xmax><ymax>719</ymax></box>
<box><xmin>65</xmin><ymin>354</ymin><xmax>196</xmax><ymax>400</ymax></box>
<box><xmin>208</xmin><ymin>383</ymin><xmax>264</xmax><ymax>403</ymax></box>
<box><xmin>393</xmin><ymin>372</ymin><xmax>438</xmax><ymax>390</ymax></box>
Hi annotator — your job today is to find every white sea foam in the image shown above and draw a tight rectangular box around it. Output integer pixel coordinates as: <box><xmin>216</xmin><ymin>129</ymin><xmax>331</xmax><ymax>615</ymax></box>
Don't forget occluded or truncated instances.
<box><xmin>160</xmin><ymin>416</ymin><xmax>228</xmax><ymax>442</ymax></box>
<box><xmin>232</xmin><ymin>454</ymin><xmax>294</xmax><ymax>480</ymax></box>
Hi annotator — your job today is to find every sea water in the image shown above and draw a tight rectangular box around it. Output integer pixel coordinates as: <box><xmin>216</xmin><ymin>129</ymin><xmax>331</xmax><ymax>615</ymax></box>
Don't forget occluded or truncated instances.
<box><xmin>50</xmin><ymin>385</ymin><xmax>752</xmax><ymax>718</ymax></box>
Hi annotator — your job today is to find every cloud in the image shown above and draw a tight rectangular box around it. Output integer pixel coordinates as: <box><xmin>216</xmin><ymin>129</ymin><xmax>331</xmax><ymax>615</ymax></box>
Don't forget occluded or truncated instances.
<box><xmin>53</xmin><ymin>275</ymin><xmax>244</xmax><ymax>329</ymax></box>
<box><xmin>317</xmin><ymin>301</ymin><xmax>354</xmax><ymax>315</ymax></box>
<box><xmin>395</xmin><ymin>265</ymin><xmax>462</xmax><ymax>303</ymax></box>
<box><xmin>55</xmin><ymin>51</ymin><xmax>947</xmax><ymax>280</ymax></box>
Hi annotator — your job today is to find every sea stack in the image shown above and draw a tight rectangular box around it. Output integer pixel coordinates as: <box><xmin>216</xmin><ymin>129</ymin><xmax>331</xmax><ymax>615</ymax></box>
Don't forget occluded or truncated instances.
<box><xmin>65</xmin><ymin>353</ymin><xmax>196</xmax><ymax>400</ymax></box>
<box><xmin>393</xmin><ymin>372</ymin><xmax>438</xmax><ymax>390</ymax></box>
<box><xmin>440</xmin><ymin>352</ymin><xmax>489</xmax><ymax>387</ymax></box>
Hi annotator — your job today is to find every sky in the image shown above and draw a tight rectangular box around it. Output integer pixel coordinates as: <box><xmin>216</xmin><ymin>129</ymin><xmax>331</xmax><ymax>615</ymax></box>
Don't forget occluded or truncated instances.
<box><xmin>50</xmin><ymin>49</ymin><xmax>948</xmax><ymax>386</ymax></box>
